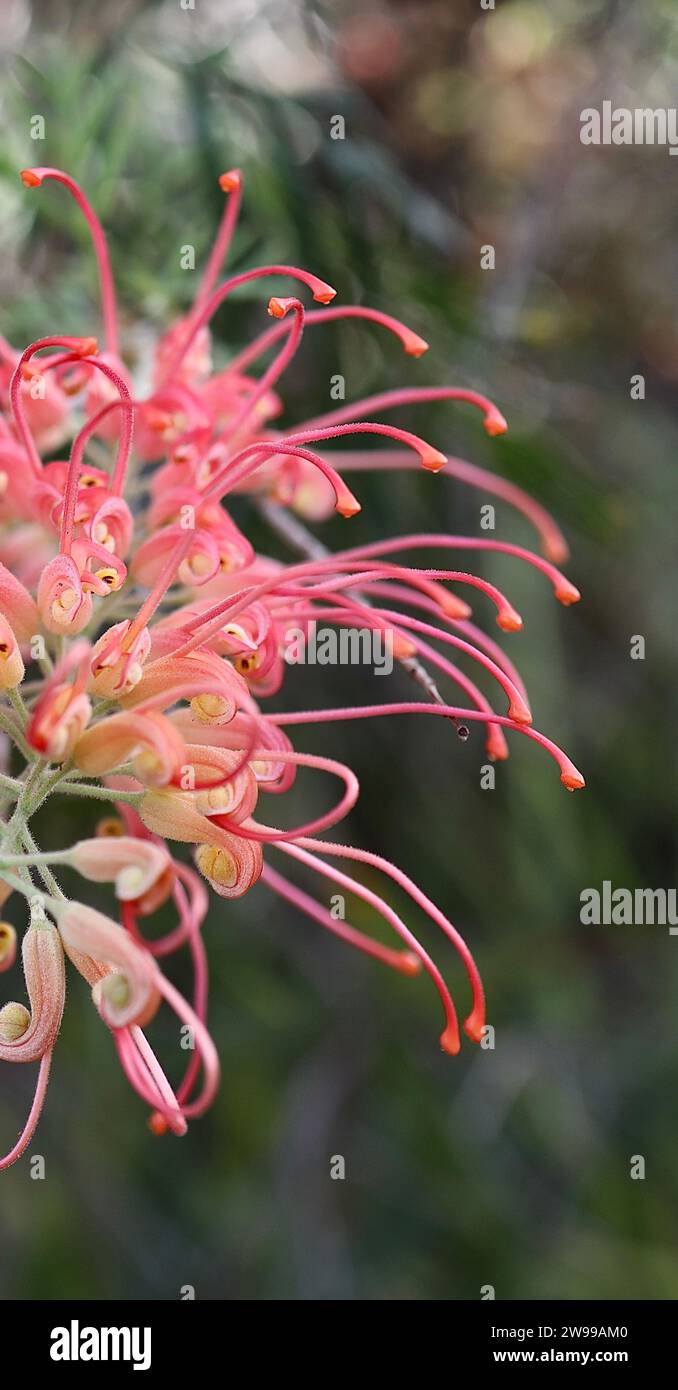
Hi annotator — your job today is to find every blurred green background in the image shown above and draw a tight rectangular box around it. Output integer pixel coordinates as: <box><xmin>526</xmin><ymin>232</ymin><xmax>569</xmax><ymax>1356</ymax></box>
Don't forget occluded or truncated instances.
<box><xmin>0</xmin><ymin>0</ymin><xmax>676</xmax><ymax>1300</ymax></box>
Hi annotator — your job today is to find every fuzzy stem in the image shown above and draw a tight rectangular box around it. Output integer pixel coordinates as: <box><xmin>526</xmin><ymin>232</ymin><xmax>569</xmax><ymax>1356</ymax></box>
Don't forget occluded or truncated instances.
<box><xmin>52</xmin><ymin>781</ymin><xmax>144</xmax><ymax>805</ymax></box>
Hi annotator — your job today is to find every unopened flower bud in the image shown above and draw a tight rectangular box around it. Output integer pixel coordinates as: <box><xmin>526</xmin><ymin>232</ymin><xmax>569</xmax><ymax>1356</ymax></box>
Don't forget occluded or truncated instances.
<box><xmin>0</xmin><ymin>1001</ymin><xmax>30</xmax><ymax>1041</ymax></box>
<box><xmin>0</xmin><ymin>922</ymin><xmax>65</xmax><ymax>1062</ymax></box>
<box><xmin>190</xmin><ymin>692</ymin><xmax>232</xmax><ymax>724</ymax></box>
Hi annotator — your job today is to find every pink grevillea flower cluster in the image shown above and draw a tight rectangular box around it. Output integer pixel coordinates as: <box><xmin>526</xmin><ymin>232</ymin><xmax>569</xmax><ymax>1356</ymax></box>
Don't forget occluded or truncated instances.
<box><xmin>0</xmin><ymin>165</ymin><xmax>584</xmax><ymax>1168</ymax></box>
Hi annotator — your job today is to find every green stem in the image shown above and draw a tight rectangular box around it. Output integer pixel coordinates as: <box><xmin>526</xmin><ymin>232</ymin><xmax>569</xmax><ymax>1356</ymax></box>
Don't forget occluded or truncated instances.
<box><xmin>0</xmin><ymin>772</ymin><xmax>23</xmax><ymax>797</ymax></box>
<box><xmin>53</xmin><ymin>781</ymin><xmax>144</xmax><ymax>805</ymax></box>
<box><xmin>0</xmin><ymin>849</ymin><xmax>71</xmax><ymax>869</ymax></box>
<box><xmin>7</xmin><ymin>687</ymin><xmax>29</xmax><ymax>725</ymax></box>
<box><xmin>0</xmin><ymin>864</ymin><xmax>54</xmax><ymax>911</ymax></box>
<box><xmin>21</xmin><ymin>828</ymin><xmax>67</xmax><ymax>900</ymax></box>
<box><xmin>0</xmin><ymin>707</ymin><xmax>34</xmax><ymax>761</ymax></box>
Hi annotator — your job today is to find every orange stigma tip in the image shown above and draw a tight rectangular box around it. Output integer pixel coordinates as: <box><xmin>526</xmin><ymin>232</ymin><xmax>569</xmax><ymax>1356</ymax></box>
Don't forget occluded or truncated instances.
<box><xmin>561</xmin><ymin>771</ymin><xmax>585</xmax><ymax>791</ymax></box>
<box><xmin>218</xmin><ymin>169</ymin><xmax>241</xmax><ymax>192</ymax></box>
<box><xmin>420</xmin><ymin>448</ymin><xmax>447</xmax><ymax>472</ymax></box>
<box><xmin>393</xmin><ymin>636</ymin><xmax>417</xmax><ymax>660</ymax></box>
<box><xmin>404</xmin><ymin>334</ymin><xmax>429</xmax><ymax>357</ymax></box>
<box><xmin>497</xmin><ymin>610</ymin><xmax>523</xmax><ymax>633</ymax></box>
<box><xmin>508</xmin><ymin>702</ymin><xmax>532</xmax><ymax>725</ymax></box>
<box><xmin>77</xmin><ymin>337</ymin><xmax>99</xmax><ymax>357</ymax></box>
<box><xmin>545</xmin><ymin>541</ymin><xmax>569</xmax><ymax>565</ymax></box>
<box><xmin>398</xmin><ymin>952</ymin><xmax>422</xmax><ymax>977</ymax></box>
<box><xmin>463</xmin><ymin>1016</ymin><xmax>485</xmax><ymax>1044</ymax></box>
<box><xmin>20</xmin><ymin>169</ymin><xmax>41</xmax><ymax>187</ymax></box>
<box><xmin>267</xmin><ymin>297</ymin><xmax>288</xmax><ymax>319</ymax></box>
<box><xmin>312</xmin><ymin>286</ymin><xmax>336</xmax><ymax>305</ymax></box>
<box><xmin>441</xmin><ymin>595</ymin><xmax>472</xmax><ymax>620</ymax></box>
<box><xmin>556</xmin><ymin>584</ymin><xmax>581</xmax><ymax>606</ymax></box>
<box><xmin>336</xmin><ymin>500</ymin><xmax>361</xmax><ymax>518</ymax></box>
<box><xmin>488</xmin><ymin>742</ymin><xmax>510</xmax><ymax>762</ymax></box>
<box><xmin>148</xmin><ymin>1112</ymin><xmax>168</xmax><ymax>1137</ymax></box>
<box><xmin>484</xmin><ymin>410</ymin><xmax>508</xmax><ymax>436</ymax></box>
<box><xmin>439</xmin><ymin>1026</ymin><xmax>461</xmax><ymax>1056</ymax></box>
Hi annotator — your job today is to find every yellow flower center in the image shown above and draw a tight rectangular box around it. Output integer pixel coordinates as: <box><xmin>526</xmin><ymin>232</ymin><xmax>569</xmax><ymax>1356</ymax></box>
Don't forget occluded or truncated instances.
<box><xmin>196</xmin><ymin>844</ymin><xmax>237</xmax><ymax>888</ymax></box>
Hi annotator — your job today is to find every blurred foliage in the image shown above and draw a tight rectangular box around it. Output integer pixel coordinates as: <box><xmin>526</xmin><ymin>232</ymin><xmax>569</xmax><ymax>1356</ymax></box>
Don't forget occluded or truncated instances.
<box><xmin>0</xmin><ymin>0</ymin><xmax>676</xmax><ymax>1300</ymax></box>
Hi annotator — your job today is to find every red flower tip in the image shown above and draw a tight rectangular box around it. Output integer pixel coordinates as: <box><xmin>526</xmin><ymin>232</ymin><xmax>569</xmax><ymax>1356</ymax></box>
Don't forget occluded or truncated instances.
<box><xmin>392</xmin><ymin>633</ymin><xmax>418</xmax><ymax>660</ymax></box>
<box><xmin>267</xmin><ymin>296</ymin><xmax>294</xmax><ymax>319</ymax></box>
<box><xmin>218</xmin><ymin>169</ymin><xmax>242</xmax><ymax>192</ymax></box>
<box><xmin>561</xmin><ymin>767</ymin><xmax>586</xmax><ymax>792</ymax></box>
<box><xmin>420</xmin><ymin>447</ymin><xmax>447</xmax><ymax>472</ymax></box>
<box><xmin>335</xmin><ymin>497</ymin><xmax>362</xmax><ymax>518</ymax></box>
<box><xmin>463</xmin><ymin>1011</ymin><xmax>485</xmax><ymax>1044</ymax></box>
<box><xmin>484</xmin><ymin>407</ymin><xmax>508</xmax><ymax>437</ymax></box>
<box><xmin>555</xmin><ymin>581</ymin><xmax>581</xmax><ymax>606</ymax></box>
<box><xmin>439</xmin><ymin>1023</ymin><xmax>461</xmax><ymax>1056</ymax></box>
<box><xmin>497</xmin><ymin>606</ymin><xmax>523</xmax><ymax>632</ymax></box>
<box><xmin>403</xmin><ymin>332</ymin><xmax>429</xmax><ymax>358</ymax></box>
<box><xmin>544</xmin><ymin>539</ymin><xmax>570</xmax><ymax>565</ymax></box>
<box><xmin>20</xmin><ymin>168</ymin><xmax>42</xmax><ymax>187</ymax></box>
<box><xmin>75</xmin><ymin>337</ymin><xmax>99</xmax><ymax>358</ymax></box>
<box><xmin>397</xmin><ymin>951</ymin><xmax>423</xmax><ymax>977</ymax></box>
<box><xmin>311</xmin><ymin>281</ymin><xmax>337</xmax><ymax>305</ymax></box>
<box><xmin>148</xmin><ymin>1112</ymin><xmax>169</xmax><ymax>1137</ymax></box>
<box><xmin>508</xmin><ymin>697</ymin><xmax>532</xmax><ymax>725</ymax></box>
<box><xmin>487</xmin><ymin>736</ymin><xmax>510</xmax><ymax>762</ymax></box>
<box><xmin>439</xmin><ymin>593</ymin><xmax>473</xmax><ymax>620</ymax></box>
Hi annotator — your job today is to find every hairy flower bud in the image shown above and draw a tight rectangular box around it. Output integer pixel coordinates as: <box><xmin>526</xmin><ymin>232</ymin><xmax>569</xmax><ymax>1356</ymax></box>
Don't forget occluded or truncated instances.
<box><xmin>194</xmin><ymin>839</ymin><xmax>262</xmax><ymax>899</ymax></box>
<box><xmin>70</xmin><ymin>836</ymin><xmax>172</xmax><ymax>901</ymax></box>
<box><xmin>55</xmin><ymin>900</ymin><xmax>160</xmax><ymax>1029</ymax></box>
<box><xmin>0</xmin><ymin>923</ymin><xmax>65</xmax><ymax>1062</ymax></box>
<box><xmin>0</xmin><ymin>1002</ymin><xmax>30</xmax><ymax>1041</ymax></box>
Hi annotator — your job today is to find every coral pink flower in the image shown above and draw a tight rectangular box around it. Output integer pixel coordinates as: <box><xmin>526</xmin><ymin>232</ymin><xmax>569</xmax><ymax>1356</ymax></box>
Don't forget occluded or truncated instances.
<box><xmin>0</xmin><ymin>919</ymin><xmax>66</xmax><ymax>1063</ymax></box>
<box><xmin>0</xmin><ymin>561</ymin><xmax>40</xmax><ymax>640</ymax></box>
<box><xmin>0</xmin><ymin>163</ymin><xmax>584</xmax><ymax>1167</ymax></box>
<box><xmin>26</xmin><ymin>641</ymin><xmax>92</xmax><ymax>760</ymax></box>
<box><xmin>0</xmin><ymin>919</ymin><xmax>66</xmax><ymax>1170</ymax></box>
<box><xmin>69</xmin><ymin>836</ymin><xmax>171</xmax><ymax>902</ymax></box>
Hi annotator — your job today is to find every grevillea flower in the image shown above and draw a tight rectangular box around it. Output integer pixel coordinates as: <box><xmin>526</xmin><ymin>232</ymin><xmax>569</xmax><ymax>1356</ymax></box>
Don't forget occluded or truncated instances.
<box><xmin>0</xmin><ymin>165</ymin><xmax>584</xmax><ymax>1167</ymax></box>
<box><xmin>0</xmin><ymin>913</ymin><xmax>65</xmax><ymax>1169</ymax></box>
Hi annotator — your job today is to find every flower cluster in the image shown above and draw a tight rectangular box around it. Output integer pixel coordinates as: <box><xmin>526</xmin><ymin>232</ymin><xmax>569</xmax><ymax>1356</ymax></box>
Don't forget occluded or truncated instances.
<box><xmin>0</xmin><ymin>165</ymin><xmax>584</xmax><ymax>1168</ymax></box>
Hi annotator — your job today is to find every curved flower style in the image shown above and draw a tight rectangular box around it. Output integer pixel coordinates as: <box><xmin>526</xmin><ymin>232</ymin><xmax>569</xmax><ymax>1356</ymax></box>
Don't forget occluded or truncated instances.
<box><xmin>0</xmin><ymin>165</ymin><xmax>584</xmax><ymax>1167</ymax></box>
